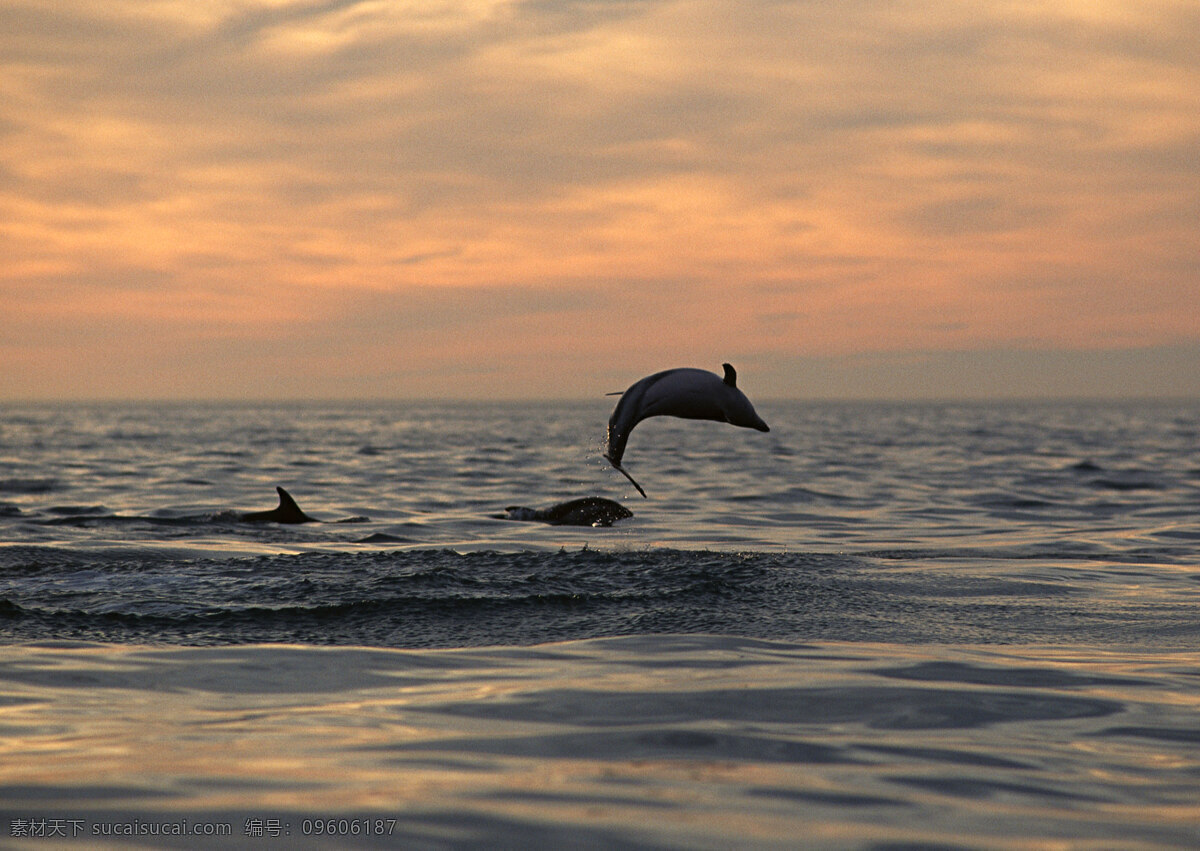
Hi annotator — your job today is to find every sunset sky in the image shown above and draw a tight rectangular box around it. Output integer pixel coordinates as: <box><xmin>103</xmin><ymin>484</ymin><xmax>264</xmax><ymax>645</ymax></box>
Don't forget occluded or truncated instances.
<box><xmin>3</xmin><ymin>0</ymin><xmax>1198</xmax><ymax>400</ymax></box>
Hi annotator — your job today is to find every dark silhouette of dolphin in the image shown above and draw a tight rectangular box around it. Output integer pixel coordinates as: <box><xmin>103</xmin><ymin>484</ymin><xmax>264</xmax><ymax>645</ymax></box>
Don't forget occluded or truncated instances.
<box><xmin>500</xmin><ymin>497</ymin><xmax>633</xmax><ymax>527</ymax></box>
<box><xmin>239</xmin><ymin>487</ymin><xmax>318</xmax><ymax>524</ymax></box>
<box><xmin>604</xmin><ymin>362</ymin><xmax>770</xmax><ymax>497</ymax></box>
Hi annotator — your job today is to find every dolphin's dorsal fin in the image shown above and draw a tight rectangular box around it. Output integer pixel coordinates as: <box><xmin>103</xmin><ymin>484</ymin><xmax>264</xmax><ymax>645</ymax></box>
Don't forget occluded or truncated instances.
<box><xmin>274</xmin><ymin>487</ymin><xmax>313</xmax><ymax>521</ymax></box>
<box><xmin>722</xmin><ymin>363</ymin><xmax>737</xmax><ymax>387</ymax></box>
<box><xmin>276</xmin><ymin>487</ymin><xmax>300</xmax><ymax>512</ymax></box>
<box><xmin>240</xmin><ymin>486</ymin><xmax>315</xmax><ymax>523</ymax></box>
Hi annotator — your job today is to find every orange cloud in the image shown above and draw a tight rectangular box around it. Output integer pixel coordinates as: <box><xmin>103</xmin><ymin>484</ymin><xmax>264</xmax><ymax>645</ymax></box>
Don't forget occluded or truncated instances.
<box><xmin>1</xmin><ymin>0</ymin><xmax>1197</xmax><ymax>399</ymax></box>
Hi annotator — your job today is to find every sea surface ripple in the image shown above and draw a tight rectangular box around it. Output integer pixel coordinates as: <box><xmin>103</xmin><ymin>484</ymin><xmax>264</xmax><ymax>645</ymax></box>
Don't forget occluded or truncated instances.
<box><xmin>0</xmin><ymin>400</ymin><xmax>1197</xmax><ymax>848</ymax></box>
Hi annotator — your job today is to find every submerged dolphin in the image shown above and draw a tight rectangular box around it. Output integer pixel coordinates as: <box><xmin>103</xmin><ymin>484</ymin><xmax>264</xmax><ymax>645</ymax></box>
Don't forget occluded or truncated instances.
<box><xmin>604</xmin><ymin>362</ymin><xmax>770</xmax><ymax>497</ymax></box>
<box><xmin>239</xmin><ymin>487</ymin><xmax>318</xmax><ymax>524</ymax></box>
<box><xmin>500</xmin><ymin>497</ymin><xmax>633</xmax><ymax>527</ymax></box>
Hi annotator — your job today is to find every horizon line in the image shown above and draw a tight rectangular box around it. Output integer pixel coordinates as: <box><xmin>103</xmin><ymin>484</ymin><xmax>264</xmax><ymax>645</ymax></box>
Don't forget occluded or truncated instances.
<box><xmin>5</xmin><ymin>393</ymin><xmax>1198</xmax><ymax>406</ymax></box>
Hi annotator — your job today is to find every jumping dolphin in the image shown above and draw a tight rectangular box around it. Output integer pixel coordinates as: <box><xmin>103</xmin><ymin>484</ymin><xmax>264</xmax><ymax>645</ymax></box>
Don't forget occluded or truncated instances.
<box><xmin>500</xmin><ymin>497</ymin><xmax>633</xmax><ymax>527</ymax></box>
<box><xmin>604</xmin><ymin>362</ymin><xmax>770</xmax><ymax>497</ymax></box>
<box><xmin>239</xmin><ymin>487</ymin><xmax>318</xmax><ymax>524</ymax></box>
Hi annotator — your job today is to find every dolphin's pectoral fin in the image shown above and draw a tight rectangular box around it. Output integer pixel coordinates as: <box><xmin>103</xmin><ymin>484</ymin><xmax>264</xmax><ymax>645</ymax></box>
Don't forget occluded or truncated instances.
<box><xmin>611</xmin><ymin>462</ymin><xmax>648</xmax><ymax>498</ymax></box>
<box><xmin>722</xmin><ymin>363</ymin><xmax>737</xmax><ymax>387</ymax></box>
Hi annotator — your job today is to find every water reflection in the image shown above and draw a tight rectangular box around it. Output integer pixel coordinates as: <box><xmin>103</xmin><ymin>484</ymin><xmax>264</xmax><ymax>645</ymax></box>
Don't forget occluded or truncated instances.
<box><xmin>1</xmin><ymin>638</ymin><xmax>1197</xmax><ymax>848</ymax></box>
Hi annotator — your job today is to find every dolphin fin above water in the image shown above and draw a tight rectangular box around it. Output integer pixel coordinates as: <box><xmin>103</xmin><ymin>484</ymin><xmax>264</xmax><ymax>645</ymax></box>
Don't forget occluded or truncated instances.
<box><xmin>239</xmin><ymin>487</ymin><xmax>318</xmax><ymax>524</ymax></box>
<box><xmin>604</xmin><ymin>362</ymin><xmax>769</xmax><ymax>498</ymax></box>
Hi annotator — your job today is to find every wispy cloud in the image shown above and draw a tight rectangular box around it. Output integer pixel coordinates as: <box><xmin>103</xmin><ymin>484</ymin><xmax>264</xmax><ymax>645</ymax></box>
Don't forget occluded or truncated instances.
<box><xmin>2</xmin><ymin>0</ymin><xmax>1197</xmax><ymax>398</ymax></box>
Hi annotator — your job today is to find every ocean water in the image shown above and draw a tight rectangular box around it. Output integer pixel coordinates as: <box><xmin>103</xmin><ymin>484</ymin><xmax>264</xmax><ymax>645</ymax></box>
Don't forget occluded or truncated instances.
<box><xmin>1</xmin><ymin>400</ymin><xmax>1198</xmax><ymax>848</ymax></box>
